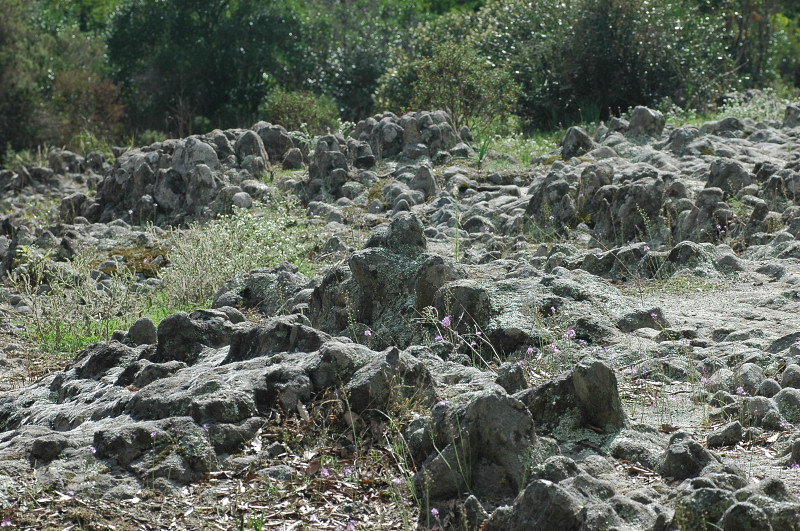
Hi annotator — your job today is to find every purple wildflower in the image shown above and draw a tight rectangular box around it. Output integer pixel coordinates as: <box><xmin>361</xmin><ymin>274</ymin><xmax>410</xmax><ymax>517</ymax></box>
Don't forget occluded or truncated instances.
<box><xmin>364</xmin><ymin>329</ymin><xmax>372</xmax><ymax>337</ymax></box>
<box><xmin>431</xmin><ymin>508</ymin><xmax>439</xmax><ymax>519</ymax></box>
<box><xmin>150</xmin><ymin>431</ymin><xmax>158</xmax><ymax>440</ymax></box>
<box><xmin>434</xmin><ymin>334</ymin><xmax>443</xmax><ymax>342</ymax></box>
<box><xmin>1</xmin><ymin>516</ymin><xmax>11</xmax><ymax>527</ymax></box>
<box><xmin>526</xmin><ymin>346</ymin><xmax>535</xmax><ymax>356</ymax></box>
<box><xmin>392</xmin><ymin>477</ymin><xmax>402</xmax><ymax>485</ymax></box>
<box><xmin>321</xmin><ymin>467</ymin><xmax>330</xmax><ymax>478</ymax></box>
<box><xmin>651</xmin><ymin>312</ymin><xmax>658</xmax><ymax>319</ymax></box>
<box><xmin>441</xmin><ymin>315</ymin><xmax>452</xmax><ymax>328</ymax></box>
<box><xmin>88</xmin><ymin>445</ymin><xmax>96</xmax><ymax>455</ymax></box>
<box><xmin>345</xmin><ymin>467</ymin><xmax>353</xmax><ymax>476</ymax></box>
<box><xmin>347</xmin><ymin>521</ymin><xmax>356</xmax><ymax>531</ymax></box>
<box><xmin>736</xmin><ymin>386</ymin><xmax>746</xmax><ymax>396</ymax></box>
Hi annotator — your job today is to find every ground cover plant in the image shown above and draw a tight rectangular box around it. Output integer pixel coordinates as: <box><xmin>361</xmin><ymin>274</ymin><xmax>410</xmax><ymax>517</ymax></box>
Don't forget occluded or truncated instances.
<box><xmin>1</xmin><ymin>91</ymin><xmax>800</xmax><ymax>529</ymax></box>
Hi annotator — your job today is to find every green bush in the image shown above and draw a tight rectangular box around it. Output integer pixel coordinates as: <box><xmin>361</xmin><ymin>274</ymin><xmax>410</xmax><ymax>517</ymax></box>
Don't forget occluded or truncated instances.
<box><xmin>380</xmin><ymin>0</ymin><xmax>734</xmax><ymax>131</ymax></box>
<box><xmin>260</xmin><ymin>86</ymin><xmax>340</xmax><ymax>135</ymax></box>
<box><xmin>409</xmin><ymin>42</ymin><xmax>520</xmax><ymax>133</ymax></box>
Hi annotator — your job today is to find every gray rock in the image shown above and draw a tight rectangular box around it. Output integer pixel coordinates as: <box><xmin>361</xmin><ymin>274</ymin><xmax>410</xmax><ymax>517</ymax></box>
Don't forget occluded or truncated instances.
<box><xmin>484</xmin><ymin>479</ymin><xmax>586</xmax><ymax>531</ymax></box>
<box><xmin>282</xmin><ymin>147</ymin><xmax>304</xmax><ymax>170</ymax></box>
<box><xmin>628</xmin><ymin>106</ymin><xmax>665</xmax><ymax>138</ymax></box>
<box><xmin>757</xmin><ymin>378</ymin><xmax>782</xmax><ymax>398</ymax></box>
<box><xmin>154</xmin><ymin>310</ymin><xmax>243</xmax><ymax>365</ymax></box>
<box><xmin>772</xmin><ymin>388</ymin><xmax>800</xmax><ymax>422</ymax></box>
<box><xmin>496</xmin><ymin>361</ymin><xmax>527</xmax><ymax>394</ymax></box>
<box><xmin>562</xmin><ymin>127</ymin><xmax>595</xmax><ymax>159</ymax></box>
<box><xmin>224</xmin><ymin>314</ymin><xmax>329</xmax><ymax>363</ymax></box>
<box><xmin>572</xmin><ymin>357</ymin><xmax>626</xmax><ymax>431</ymax></box>
<box><xmin>707</xmin><ymin>421</ymin><xmax>743</xmax><ymax>448</ymax></box>
<box><xmin>345</xmin><ymin>347</ymin><xmax>434</xmax><ymax>413</ymax></box>
<box><xmin>721</xmin><ymin>502</ymin><xmax>773</xmax><ymax>531</ymax></box>
<box><xmin>659</xmin><ymin>432</ymin><xmax>721</xmax><ymax>480</ymax></box>
<box><xmin>781</xmin><ymin>364</ymin><xmax>800</xmax><ymax>389</ymax></box>
<box><xmin>213</xmin><ymin>262</ymin><xmax>310</xmax><ymax>315</ymax></box>
<box><xmin>673</xmin><ymin>487</ymin><xmax>735</xmax><ymax>530</ymax></box>
<box><xmin>706</xmin><ymin>158</ymin><xmax>752</xmax><ymax>197</ymax></box>
<box><xmin>415</xmin><ymin>388</ymin><xmax>537</xmax><ymax>499</ymax></box>
<box><xmin>783</xmin><ymin>105</ymin><xmax>800</xmax><ymax>129</ymax></box>
<box><xmin>128</xmin><ymin>317</ymin><xmax>158</xmax><ymax>346</ymax></box>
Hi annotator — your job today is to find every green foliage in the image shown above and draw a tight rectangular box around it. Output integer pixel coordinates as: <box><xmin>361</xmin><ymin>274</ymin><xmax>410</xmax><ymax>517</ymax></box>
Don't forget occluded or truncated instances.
<box><xmin>409</xmin><ymin>42</ymin><xmax>520</xmax><ymax>134</ymax></box>
<box><xmin>106</xmin><ymin>0</ymin><xmax>306</xmax><ymax>135</ymax></box>
<box><xmin>260</xmin><ymin>86</ymin><xmax>340</xmax><ymax>135</ymax></box>
<box><xmin>159</xmin><ymin>198</ymin><xmax>322</xmax><ymax>309</ymax></box>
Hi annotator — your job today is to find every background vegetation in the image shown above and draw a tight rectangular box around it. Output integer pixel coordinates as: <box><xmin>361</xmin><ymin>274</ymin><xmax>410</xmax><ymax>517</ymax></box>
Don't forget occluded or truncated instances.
<box><xmin>1</xmin><ymin>0</ymin><xmax>800</xmax><ymax>164</ymax></box>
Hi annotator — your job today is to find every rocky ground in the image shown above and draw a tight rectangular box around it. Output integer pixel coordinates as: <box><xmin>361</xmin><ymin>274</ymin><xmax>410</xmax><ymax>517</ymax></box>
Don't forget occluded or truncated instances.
<box><xmin>2</xmin><ymin>102</ymin><xmax>800</xmax><ymax>529</ymax></box>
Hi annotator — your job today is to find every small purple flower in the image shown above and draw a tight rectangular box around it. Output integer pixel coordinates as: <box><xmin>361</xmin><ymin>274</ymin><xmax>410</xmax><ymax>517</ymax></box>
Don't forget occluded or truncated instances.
<box><xmin>202</xmin><ymin>424</ymin><xmax>209</xmax><ymax>432</ymax></box>
<box><xmin>518</xmin><ymin>360</ymin><xmax>525</xmax><ymax>367</ymax></box>
<box><xmin>780</xmin><ymin>420</ymin><xmax>791</xmax><ymax>430</ymax></box>
<box><xmin>128</xmin><ymin>209</ymin><xmax>134</xmax><ymax>216</ymax></box>
<box><xmin>347</xmin><ymin>521</ymin><xmax>356</xmax><ymax>531</ymax></box>
<box><xmin>437</xmin><ymin>400</ymin><xmax>448</xmax><ymax>407</ymax></box>
<box><xmin>792</xmin><ymin>463</ymin><xmax>800</xmax><ymax>470</ymax></box>
<box><xmin>441</xmin><ymin>315</ymin><xmax>452</xmax><ymax>328</ymax></box>
<box><xmin>67</xmin><ymin>490</ymin><xmax>74</xmax><ymax>497</ymax></box>
<box><xmin>563</xmin><ymin>327</ymin><xmax>576</xmax><ymax>340</ymax></box>
<box><xmin>470</xmin><ymin>340</ymin><xmax>477</xmax><ymax>347</ymax></box>
<box><xmin>578</xmin><ymin>339</ymin><xmax>587</xmax><ymax>346</ymax></box>
<box><xmin>364</xmin><ymin>329</ymin><xmax>372</xmax><ymax>337</ymax></box>
<box><xmin>392</xmin><ymin>477</ymin><xmax>402</xmax><ymax>485</ymax></box>
<box><xmin>642</xmin><ymin>244</ymin><xmax>650</xmax><ymax>253</ymax></box>
<box><xmin>578</xmin><ymin>192</ymin><xmax>584</xmax><ymax>198</ymax></box>
<box><xmin>550</xmin><ymin>306</ymin><xmax>556</xmax><ymax>314</ymax></box>
<box><xmin>549</xmin><ymin>344</ymin><xmax>560</xmax><ymax>353</ymax></box>
<box><xmin>1</xmin><ymin>516</ymin><xmax>11</xmax><ymax>527</ymax></box>
<box><xmin>434</xmin><ymin>334</ymin><xmax>443</xmax><ymax>342</ymax></box>
<box><xmin>736</xmin><ymin>386</ymin><xmax>746</xmax><ymax>396</ymax></box>
<box><xmin>88</xmin><ymin>445</ymin><xmax>97</xmax><ymax>455</ymax></box>
<box><xmin>716</xmin><ymin>224</ymin><xmax>722</xmax><ymax>231</ymax></box>
<box><xmin>150</xmin><ymin>430</ymin><xmax>158</xmax><ymax>440</ymax></box>
<box><xmin>651</xmin><ymin>312</ymin><xmax>658</xmax><ymax>319</ymax></box>
<box><xmin>630</xmin><ymin>365</ymin><xmax>637</xmax><ymax>376</ymax></box>
<box><xmin>701</xmin><ymin>376</ymin><xmax>708</xmax><ymax>386</ymax></box>
<box><xmin>153</xmin><ymin>203</ymin><xmax>158</xmax><ymax>208</ymax></box>
<box><xmin>345</xmin><ymin>467</ymin><xmax>353</xmax><ymax>476</ymax></box>
<box><xmin>549</xmin><ymin>215</ymin><xmax>555</xmax><ymax>221</ymax></box>
<box><xmin>321</xmin><ymin>467</ymin><xmax>330</xmax><ymax>478</ymax></box>
<box><xmin>526</xmin><ymin>346</ymin><xmax>535</xmax><ymax>356</ymax></box>
<box><xmin>431</xmin><ymin>508</ymin><xmax>440</xmax><ymax>519</ymax></box>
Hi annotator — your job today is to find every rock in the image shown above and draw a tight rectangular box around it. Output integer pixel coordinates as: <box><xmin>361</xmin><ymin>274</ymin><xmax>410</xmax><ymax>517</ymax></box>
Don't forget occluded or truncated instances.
<box><xmin>153</xmin><ymin>310</ymin><xmax>244</xmax><ymax>364</ymax></box>
<box><xmin>282</xmin><ymin>147</ymin><xmax>304</xmax><ymax>170</ymax></box>
<box><xmin>128</xmin><ymin>317</ymin><xmax>158</xmax><ymax>346</ymax></box>
<box><xmin>627</xmin><ymin>106</ymin><xmax>665</xmax><ymax>138</ymax></box>
<box><xmin>757</xmin><ymin>378</ymin><xmax>782</xmax><ymax>398</ymax></box>
<box><xmin>720</xmin><ymin>502</ymin><xmax>773</xmax><ymax>531</ymax></box>
<box><xmin>772</xmin><ymin>388</ymin><xmax>800</xmax><ymax>422</ymax></box>
<box><xmin>781</xmin><ymin>364</ymin><xmax>800</xmax><ymax>389</ymax></box>
<box><xmin>673</xmin><ymin>487</ymin><xmax>736</xmax><ymax>530</ymax></box>
<box><xmin>706</xmin><ymin>158</ymin><xmax>752</xmax><ymax>197</ymax></box>
<box><xmin>213</xmin><ymin>262</ymin><xmax>310</xmax><ymax>315</ymax></box>
<box><xmin>223</xmin><ymin>314</ymin><xmax>329</xmax><ymax>363</ymax></box>
<box><xmin>496</xmin><ymin>361</ymin><xmax>527</xmax><ymax>394</ymax></box>
<box><xmin>707</xmin><ymin>421</ymin><xmax>743</xmax><ymax>448</ymax></box>
<box><xmin>783</xmin><ymin>105</ymin><xmax>800</xmax><ymax>129</ymax></box>
<box><xmin>415</xmin><ymin>389</ymin><xmax>537</xmax><ymax>499</ymax></box>
<box><xmin>484</xmin><ymin>480</ymin><xmax>586</xmax><ymax>531</ymax></box>
<box><xmin>659</xmin><ymin>432</ymin><xmax>721</xmax><ymax>480</ymax></box>
<box><xmin>571</xmin><ymin>358</ymin><xmax>626</xmax><ymax>431</ymax></box>
<box><xmin>562</xmin><ymin>127</ymin><xmax>595</xmax><ymax>159</ymax></box>
<box><xmin>345</xmin><ymin>347</ymin><xmax>434</xmax><ymax>413</ymax></box>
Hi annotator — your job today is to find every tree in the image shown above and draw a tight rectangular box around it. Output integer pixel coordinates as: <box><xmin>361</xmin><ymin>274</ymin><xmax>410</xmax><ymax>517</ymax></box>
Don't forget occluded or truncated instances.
<box><xmin>106</xmin><ymin>0</ymin><xmax>305</xmax><ymax>135</ymax></box>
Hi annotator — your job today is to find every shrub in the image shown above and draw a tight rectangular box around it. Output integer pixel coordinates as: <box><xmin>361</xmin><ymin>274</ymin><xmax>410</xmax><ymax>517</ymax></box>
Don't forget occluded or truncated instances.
<box><xmin>49</xmin><ymin>70</ymin><xmax>125</xmax><ymax>149</ymax></box>
<box><xmin>380</xmin><ymin>0</ymin><xmax>734</xmax><ymax>131</ymax></box>
<box><xmin>259</xmin><ymin>86</ymin><xmax>340</xmax><ymax>135</ymax></box>
<box><xmin>409</xmin><ymin>42</ymin><xmax>520</xmax><ymax>134</ymax></box>
<box><xmin>160</xmin><ymin>196</ymin><xmax>322</xmax><ymax>309</ymax></box>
